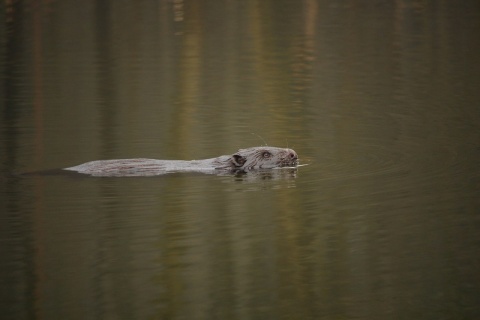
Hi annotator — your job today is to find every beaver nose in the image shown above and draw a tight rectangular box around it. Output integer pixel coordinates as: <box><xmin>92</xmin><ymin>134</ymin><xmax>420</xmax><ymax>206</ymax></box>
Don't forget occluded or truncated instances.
<box><xmin>288</xmin><ymin>151</ymin><xmax>298</xmax><ymax>165</ymax></box>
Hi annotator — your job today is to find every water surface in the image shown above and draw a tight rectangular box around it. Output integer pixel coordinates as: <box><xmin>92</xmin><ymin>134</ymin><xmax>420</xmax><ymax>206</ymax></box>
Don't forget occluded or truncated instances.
<box><xmin>1</xmin><ymin>1</ymin><xmax>480</xmax><ymax>319</ymax></box>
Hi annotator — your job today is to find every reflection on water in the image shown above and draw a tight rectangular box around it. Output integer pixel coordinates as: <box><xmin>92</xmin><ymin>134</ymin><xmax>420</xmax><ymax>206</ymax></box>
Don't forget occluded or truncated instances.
<box><xmin>227</xmin><ymin>168</ymin><xmax>299</xmax><ymax>191</ymax></box>
<box><xmin>2</xmin><ymin>1</ymin><xmax>480</xmax><ymax>319</ymax></box>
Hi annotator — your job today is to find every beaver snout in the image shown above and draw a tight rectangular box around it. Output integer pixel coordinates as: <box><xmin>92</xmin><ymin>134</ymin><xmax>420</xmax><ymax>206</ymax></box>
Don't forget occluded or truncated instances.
<box><xmin>286</xmin><ymin>149</ymin><xmax>298</xmax><ymax>165</ymax></box>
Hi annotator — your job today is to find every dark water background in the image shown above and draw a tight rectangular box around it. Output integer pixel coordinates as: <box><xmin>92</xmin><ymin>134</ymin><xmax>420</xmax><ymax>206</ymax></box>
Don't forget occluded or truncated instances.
<box><xmin>1</xmin><ymin>1</ymin><xmax>480</xmax><ymax>319</ymax></box>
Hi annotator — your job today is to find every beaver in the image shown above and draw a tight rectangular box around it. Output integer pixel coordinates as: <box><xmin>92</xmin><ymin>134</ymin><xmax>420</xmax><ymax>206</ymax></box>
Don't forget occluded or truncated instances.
<box><xmin>64</xmin><ymin>146</ymin><xmax>299</xmax><ymax>177</ymax></box>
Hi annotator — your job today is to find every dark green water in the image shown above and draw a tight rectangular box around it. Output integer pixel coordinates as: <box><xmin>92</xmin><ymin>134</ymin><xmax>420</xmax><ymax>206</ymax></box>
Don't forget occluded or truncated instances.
<box><xmin>1</xmin><ymin>1</ymin><xmax>480</xmax><ymax>319</ymax></box>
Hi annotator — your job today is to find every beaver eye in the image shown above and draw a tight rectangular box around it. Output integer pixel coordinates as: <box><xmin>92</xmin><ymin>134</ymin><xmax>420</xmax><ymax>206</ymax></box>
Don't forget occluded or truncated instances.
<box><xmin>262</xmin><ymin>152</ymin><xmax>271</xmax><ymax>158</ymax></box>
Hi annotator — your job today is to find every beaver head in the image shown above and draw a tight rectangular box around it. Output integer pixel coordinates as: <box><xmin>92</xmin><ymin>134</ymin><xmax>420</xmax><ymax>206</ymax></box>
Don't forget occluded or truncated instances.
<box><xmin>230</xmin><ymin>146</ymin><xmax>298</xmax><ymax>171</ymax></box>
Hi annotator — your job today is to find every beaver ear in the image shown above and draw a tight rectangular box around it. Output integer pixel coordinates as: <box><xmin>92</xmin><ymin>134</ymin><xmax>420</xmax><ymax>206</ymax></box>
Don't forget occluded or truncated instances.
<box><xmin>232</xmin><ymin>154</ymin><xmax>246</xmax><ymax>167</ymax></box>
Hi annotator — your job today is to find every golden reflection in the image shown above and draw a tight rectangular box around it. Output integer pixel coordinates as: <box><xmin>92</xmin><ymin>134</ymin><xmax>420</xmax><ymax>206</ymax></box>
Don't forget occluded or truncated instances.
<box><xmin>172</xmin><ymin>0</ymin><xmax>184</xmax><ymax>22</ymax></box>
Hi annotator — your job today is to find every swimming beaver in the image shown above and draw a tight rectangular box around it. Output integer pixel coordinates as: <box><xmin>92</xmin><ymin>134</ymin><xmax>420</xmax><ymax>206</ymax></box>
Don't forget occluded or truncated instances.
<box><xmin>64</xmin><ymin>146</ymin><xmax>299</xmax><ymax>177</ymax></box>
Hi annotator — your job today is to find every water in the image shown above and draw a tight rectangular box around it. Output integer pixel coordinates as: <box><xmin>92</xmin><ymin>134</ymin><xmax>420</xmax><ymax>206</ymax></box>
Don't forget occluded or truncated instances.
<box><xmin>2</xmin><ymin>1</ymin><xmax>480</xmax><ymax>319</ymax></box>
